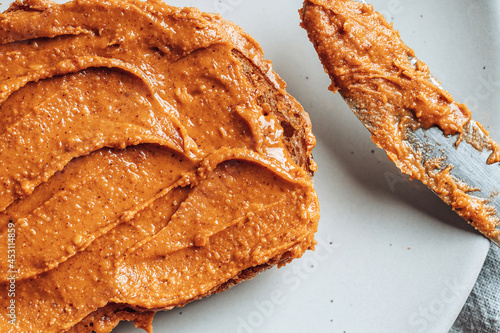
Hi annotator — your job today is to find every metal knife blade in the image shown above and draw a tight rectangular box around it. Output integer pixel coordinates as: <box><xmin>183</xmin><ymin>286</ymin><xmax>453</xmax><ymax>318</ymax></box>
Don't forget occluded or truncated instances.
<box><xmin>348</xmin><ymin>94</ymin><xmax>500</xmax><ymax>248</ymax></box>
<box><xmin>301</xmin><ymin>0</ymin><xmax>500</xmax><ymax>246</ymax></box>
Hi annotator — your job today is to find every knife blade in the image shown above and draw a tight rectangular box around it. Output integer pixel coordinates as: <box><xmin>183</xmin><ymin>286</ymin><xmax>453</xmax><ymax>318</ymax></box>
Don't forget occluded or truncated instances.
<box><xmin>301</xmin><ymin>0</ymin><xmax>500</xmax><ymax>246</ymax></box>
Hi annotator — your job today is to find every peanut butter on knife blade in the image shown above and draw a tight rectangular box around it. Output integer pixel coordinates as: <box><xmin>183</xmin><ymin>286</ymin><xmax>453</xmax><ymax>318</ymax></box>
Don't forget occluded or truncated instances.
<box><xmin>301</xmin><ymin>0</ymin><xmax>500</xmax><ymax>245</ymax></box>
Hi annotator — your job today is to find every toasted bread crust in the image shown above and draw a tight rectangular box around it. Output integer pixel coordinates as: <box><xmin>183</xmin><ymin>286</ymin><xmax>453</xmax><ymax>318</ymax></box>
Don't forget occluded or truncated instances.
<box><xmin>0</xmin><ymin>1</ymin><xmax>318</xmax><ymax>332</ymax></box>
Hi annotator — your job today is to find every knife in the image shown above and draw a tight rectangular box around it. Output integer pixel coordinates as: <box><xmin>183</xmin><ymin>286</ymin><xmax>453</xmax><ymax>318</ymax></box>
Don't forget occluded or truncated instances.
<box><xmin>301</xmin><ymin>0</ymin><xmax>500</xmax><ymax>246</ymax></box>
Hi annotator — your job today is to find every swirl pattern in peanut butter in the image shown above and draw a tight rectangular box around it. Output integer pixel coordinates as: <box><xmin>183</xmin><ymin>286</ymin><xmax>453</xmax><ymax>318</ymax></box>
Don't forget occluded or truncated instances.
<box><xmin>0</xmin><ymin>1</ymin><xmax>320</xmax><ymax>332</ymax></box>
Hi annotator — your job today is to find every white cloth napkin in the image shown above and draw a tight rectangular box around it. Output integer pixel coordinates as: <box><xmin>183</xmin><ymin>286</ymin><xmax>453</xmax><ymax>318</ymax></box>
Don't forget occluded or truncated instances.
<box><xmin>450</xmin><ymin>245</ymin><xmax>500</xmax><ymax>332</ymax></box>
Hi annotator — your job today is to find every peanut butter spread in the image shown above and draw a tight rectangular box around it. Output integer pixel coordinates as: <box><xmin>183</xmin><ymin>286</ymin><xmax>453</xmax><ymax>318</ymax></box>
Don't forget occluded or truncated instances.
<box><xmin>301</xmin><ymin>0</ymin><xmax>500</xmax><ymax>238</ymax></box>
<box><xmin>0</xmin><ymin>0</ymin><xmax>320</xmax><ymax>332</ymax></box>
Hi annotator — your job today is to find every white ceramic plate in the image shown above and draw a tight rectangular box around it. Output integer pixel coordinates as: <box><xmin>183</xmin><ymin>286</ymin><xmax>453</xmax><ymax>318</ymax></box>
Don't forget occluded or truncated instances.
<box><xmin>3</xmin><ymin>1</ymin><xmax>497</xmax><ymax>332</ymax></box>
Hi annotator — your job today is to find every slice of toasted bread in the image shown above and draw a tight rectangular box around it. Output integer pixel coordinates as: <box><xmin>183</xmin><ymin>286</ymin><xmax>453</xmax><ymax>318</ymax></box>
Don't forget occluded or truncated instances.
<box><xmin>0</xmin><ymin>0</ymin><xmax>319</xmax><ymax>332</ymax></box>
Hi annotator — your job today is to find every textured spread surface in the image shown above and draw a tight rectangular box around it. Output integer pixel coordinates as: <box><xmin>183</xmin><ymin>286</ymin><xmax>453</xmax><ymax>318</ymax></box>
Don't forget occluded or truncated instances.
<box><xmin>301</xmin><ymin>0</ymin><xmax>499</xmax><ymax>240</ymax></box>
<box><xmin>0</xmin><ymin>0</ymin><xmax>319</xmax><ymax>332</ymax></box>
